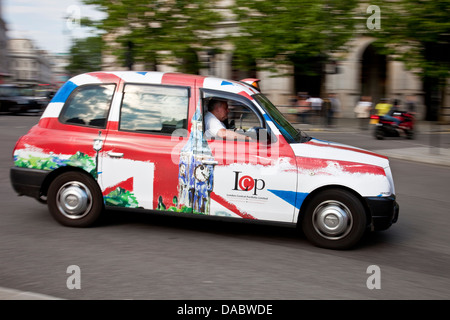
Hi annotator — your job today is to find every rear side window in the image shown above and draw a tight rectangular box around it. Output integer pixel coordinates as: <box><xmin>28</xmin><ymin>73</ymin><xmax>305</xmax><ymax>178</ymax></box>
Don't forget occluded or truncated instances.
<box><xmin>59</xmin><ymin>84</ymin><xmax>115</xmax><ymax>128</ymax></box>
<box><xmin>119</xmin><ymin>84</ymin><xmax>189</xmax><ymax>134</ymax></box>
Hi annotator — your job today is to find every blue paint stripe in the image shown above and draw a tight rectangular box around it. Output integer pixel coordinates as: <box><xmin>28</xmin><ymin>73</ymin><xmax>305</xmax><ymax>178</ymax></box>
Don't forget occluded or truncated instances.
<box><xmin>51</xmin><ymin>81</ymin><xmax>77</xmax><ymax>103</ymax></box>
<box><xmin>137</xmin><ymin>71</ymin><xmax>147</xmax><ymax>75</ymax></box>
<box><xmin>221</xmin><ymin>80</ymin><xmax>233</xmax><ymax>86</ymax></box>
<box><xmin>268</xmin><ymin>189</ymin><xmax>308</xmax><ymax>209</ymax></box>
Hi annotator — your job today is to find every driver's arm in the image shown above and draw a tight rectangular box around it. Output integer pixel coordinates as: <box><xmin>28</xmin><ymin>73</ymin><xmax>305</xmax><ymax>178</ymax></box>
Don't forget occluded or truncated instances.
<box><xmin>216</xmin><ymin>128</ymin><xmax>251</xmax><ymax>141</ymax></box>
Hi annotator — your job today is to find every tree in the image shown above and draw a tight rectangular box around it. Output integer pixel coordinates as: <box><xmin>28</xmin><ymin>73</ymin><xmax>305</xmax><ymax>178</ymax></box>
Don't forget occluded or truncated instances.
<box><xmin>230</xmin><ymin>0</ymin><xmax>359</xmax><ymax>95</ymax></box>
<box><xmin>369</xmin><ymin>0</ymin><xmax>450</xmax><ymax>121</ymax></box>
<box><xmin>66</xmin><ymin>36</ymin><xmax>103</xmax><ymax>76</ymax></box>
<box><xmin>81</xmin><ymin>0</ymin><xmax>222</xmax><ymax>73</ymax></box>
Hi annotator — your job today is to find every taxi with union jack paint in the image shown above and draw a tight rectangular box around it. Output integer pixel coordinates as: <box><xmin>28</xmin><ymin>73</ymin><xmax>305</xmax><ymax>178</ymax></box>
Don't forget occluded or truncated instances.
<box><xmin>10</xmin><ymin>71</ymin><xmax>398</xmax><ymax>249</ymax></box>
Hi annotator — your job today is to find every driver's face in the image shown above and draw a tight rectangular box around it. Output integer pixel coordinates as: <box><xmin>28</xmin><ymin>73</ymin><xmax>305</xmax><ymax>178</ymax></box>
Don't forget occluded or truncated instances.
<box><xmin>215</xmin><ymin>102</ymin><xmax>229</xmax><ymax>122</ymax></box>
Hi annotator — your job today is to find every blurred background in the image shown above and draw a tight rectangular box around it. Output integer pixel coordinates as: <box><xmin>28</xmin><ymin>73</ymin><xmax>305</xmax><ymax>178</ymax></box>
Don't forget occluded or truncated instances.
<box><xmin>1</xmin><ymin>1</ymin><xmax>450</xmax><ymax>300</ymax></box>
<box><xmin>0</xmin><ymin>0</ymin><xmax>449</xmax><ymax>123</ymax></box>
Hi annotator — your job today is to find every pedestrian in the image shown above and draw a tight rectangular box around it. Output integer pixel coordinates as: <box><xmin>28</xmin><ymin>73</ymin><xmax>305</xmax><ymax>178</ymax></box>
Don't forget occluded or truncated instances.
<box><xmin>307</xmin><ymin>96</ymin><xmax>323</xmax><ymax>125</ymax></box>
<box><xmin>297</xmin><ymin>93</ymin><xmax>311</xmax><ymax>124</ymax></box>
<box><xmin>405</xmin><ymin>95</ymin><xmax>417</xmax><ymax>116</ymax></box>
<box><xmin>288</xmin><ymin>95</ymin><xmax>298</xmax><ymax>123</ymax></box>
<box><xmin>354</xmin><ymin>96</ymin><xmax>372</xmax><ymax>129</ymax></box>
<box><xmin>326</xmin><ymin>93</ymin><xmax>340</xmax><ymax>127</ymax></box>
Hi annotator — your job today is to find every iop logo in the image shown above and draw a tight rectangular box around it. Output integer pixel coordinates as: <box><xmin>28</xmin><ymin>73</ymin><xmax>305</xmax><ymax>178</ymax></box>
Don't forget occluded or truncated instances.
<box><xmin>233</xmin><ymin>171</ymin><xmax>266</xmax><ymax>195</ymax></box>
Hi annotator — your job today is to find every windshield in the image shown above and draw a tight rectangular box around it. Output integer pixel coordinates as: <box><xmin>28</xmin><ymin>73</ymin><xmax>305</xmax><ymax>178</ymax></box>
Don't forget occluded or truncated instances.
<box><xmin>253</xmin><ymin>94</ymin><xmax>310</xmax><ymax>143</ymax></box>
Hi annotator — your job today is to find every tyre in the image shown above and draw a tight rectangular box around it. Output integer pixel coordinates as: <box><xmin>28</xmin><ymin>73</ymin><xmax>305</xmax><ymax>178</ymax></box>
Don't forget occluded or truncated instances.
<box><xmin>374</xmin><ymin>127</ymin><xmax>384</xmax><ymax>140</ymax></box>
<box><xmin>302</xmin><ymin>189</ymin><xmax>367</xmax><ymax>249</ymax></box>
<box><xmin>47</xmin><ymin>172</ymin><xmax>104</xmax><ymax>227</ymax></box>
<box><xmin>406</xmin><ymin>129</ymin><xmax>414</xmax><ymax>139</ymax></box>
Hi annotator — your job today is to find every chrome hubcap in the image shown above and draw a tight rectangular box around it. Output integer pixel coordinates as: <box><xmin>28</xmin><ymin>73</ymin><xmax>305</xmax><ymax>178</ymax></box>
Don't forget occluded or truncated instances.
<box><xmin>56</xmin><ymin>181</ymin><xmax>92</xmax><ymax>219</ymax></box>
<box><xmin>312</xmin><ymin>200</ymin><xmax>352</xmax><ymax>240</ymax></box>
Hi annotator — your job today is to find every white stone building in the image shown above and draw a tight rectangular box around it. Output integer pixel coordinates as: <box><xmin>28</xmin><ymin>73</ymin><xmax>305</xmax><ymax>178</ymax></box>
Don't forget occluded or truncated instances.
<box><xmin>0</xmin><ymin>0</ymin><xmax>11</xmax><ymax>83</ymax></box>
<box><xmin>7</xmin><ymin>38</ymin><xmax>53</xmax><ymax>86</ymax></box>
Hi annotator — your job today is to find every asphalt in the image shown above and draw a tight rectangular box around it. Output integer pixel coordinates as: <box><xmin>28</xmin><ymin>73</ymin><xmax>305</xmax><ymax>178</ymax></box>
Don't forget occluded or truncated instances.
<box><xmin>1</xmin><ymin>117</ymin><xmax>449</xmax><ymax>300</ymax></box>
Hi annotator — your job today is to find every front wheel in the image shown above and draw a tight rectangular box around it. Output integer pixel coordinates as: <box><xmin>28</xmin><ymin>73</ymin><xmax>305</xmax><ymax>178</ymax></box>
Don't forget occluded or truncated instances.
<box><xmin>47</xmin><ymin>172</ymin><xmax>104</xmax><ymax>227</ymax></box>
<box><xmin>302</xmin><ymin>189</ymin><xmax>367</xmax><ymax>249</ymax></box>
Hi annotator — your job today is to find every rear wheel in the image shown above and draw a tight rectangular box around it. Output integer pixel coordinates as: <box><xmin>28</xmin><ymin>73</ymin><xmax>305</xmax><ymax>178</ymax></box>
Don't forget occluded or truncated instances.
<box><xmin>374</xmin><ymin>127</ymin><xmax>384</xmax><ymax>140</ymax></box>
<box><xmin>47</xmin><ymin>172</ymin><xmax>103</xmax><ymax>227</ymax></box>
<box><xmin>302</xmin><ymin>189</ymin><xmax>367</xmax><ymax>249</ymax></box>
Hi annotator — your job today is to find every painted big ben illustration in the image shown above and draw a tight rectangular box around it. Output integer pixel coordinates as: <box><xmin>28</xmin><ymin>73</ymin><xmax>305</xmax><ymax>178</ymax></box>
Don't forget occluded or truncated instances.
<box><xmin>178</xmin><ymin>104</ymin><xmax>215</xmax><ymax>214</ymax></box>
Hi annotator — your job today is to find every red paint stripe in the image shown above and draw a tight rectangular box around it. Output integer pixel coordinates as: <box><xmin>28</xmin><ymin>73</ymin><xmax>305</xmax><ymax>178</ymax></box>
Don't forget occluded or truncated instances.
<box><xmin>210</xmin><ymin>192</ymin><xmax>256</xmax><ymax>220</ymax></box>
<box><xmin>237</xmin><ymin>91</ymin><xmax>254</xmax><ymax>100</ymax></box>
<box><xmin>103</xmin><ymin>177</ymin><xmax>134</xmax><ymax>195</ymax></box>
<box><xmin>306</xmin><ymin>141</ymin><xmax>388</xmax><ymax>159</ymax></box>
<box><xmin>161</xmin><ymin>73</ymin><xmax>206</xmax><ymax>87</ymax></box>
<box><xmin>87</xmin><ymin>72</ymin><xmax>122</xmax><ymax>85</ymax></box>
<box><xmin>296</xmin><ymin>157</ymin><xmax>385</xmax><ymax>176</ymax></box>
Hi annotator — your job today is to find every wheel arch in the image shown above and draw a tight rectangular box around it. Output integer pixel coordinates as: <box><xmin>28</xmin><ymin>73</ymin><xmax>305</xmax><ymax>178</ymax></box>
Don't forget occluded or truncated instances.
<box><xmin>296</xmin><ymin>184</ymin><xmax>372</xmax><ymax>228</ymax></box>
<box><xmin>40</xmin><ymin>166</ymin><xmax>101</xmax><ymax>200</ymax></box>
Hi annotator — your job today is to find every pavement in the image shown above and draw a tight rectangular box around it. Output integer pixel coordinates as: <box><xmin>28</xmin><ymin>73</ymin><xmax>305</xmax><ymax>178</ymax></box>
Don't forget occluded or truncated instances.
<box><xmin>295</xmin><ymin>117</ymin><xmax>450</xmax><ymax>167</ymax></box>
<box><xmin>1</xmin><ymin>117</ymin><xmax>449</xmax><ymax>300</ymax></box>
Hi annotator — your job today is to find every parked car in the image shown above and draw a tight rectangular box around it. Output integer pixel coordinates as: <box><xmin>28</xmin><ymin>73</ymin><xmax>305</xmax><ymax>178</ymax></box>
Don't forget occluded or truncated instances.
<box><xmin>0</xmin><ymin>84</ymin><xmax>47</xmax><ymax>114</ymax></box>
<box><xmin>10</xmin><ymin>71</ymin><xmax>398</xmax><ymax>249</ymax></box>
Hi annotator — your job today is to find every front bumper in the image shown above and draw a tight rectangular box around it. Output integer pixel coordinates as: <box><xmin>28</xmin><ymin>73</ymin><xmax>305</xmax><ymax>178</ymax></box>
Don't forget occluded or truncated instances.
<box><xmin>10</xmin><ymin>166</ymin><xmax>49</xmax><ymax>200</ymax></box>
<box><xmin>364</xmin><ymin>196</ymin><xmax>399</xmax><ymax>231</ymax></box>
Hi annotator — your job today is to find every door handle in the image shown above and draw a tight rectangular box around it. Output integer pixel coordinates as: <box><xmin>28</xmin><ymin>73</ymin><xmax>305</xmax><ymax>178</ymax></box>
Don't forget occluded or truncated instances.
<box><xmin>107</xmin><ymin>151</ymin><xmax>124</xmax><ymax>158</ymax></box>
<box><xmin>201</xmin><ymin>159</ymin><xmax>218</xmax><ymax>165</ymax></box>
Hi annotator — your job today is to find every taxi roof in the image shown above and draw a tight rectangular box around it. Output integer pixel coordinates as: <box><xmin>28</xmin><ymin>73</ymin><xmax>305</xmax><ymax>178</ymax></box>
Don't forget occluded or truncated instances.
<box><xmin>69</xmin><ymin>71</ymin><xmax>260</xmax><ymax>98</ymax></box>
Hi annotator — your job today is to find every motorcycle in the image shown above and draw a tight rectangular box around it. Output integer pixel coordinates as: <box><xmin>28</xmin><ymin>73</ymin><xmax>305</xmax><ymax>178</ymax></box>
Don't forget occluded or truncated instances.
<box><xmin>371</xmin><ymin>111</ymin><xmax>415</xmax><ymax>140</ymax></box>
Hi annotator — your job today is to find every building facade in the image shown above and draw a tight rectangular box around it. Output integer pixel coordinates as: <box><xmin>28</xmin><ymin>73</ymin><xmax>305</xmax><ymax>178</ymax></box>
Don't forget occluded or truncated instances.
<box><xmin>7</xmin><ymin>38</ymin><xmax>53</xmax><ymax>86</ymax></box>
<box><xmin>0</xmin><ymin>0</ymin><xmax>10</xmax><ymax>83</ymax></box>
<box><xmin>101</xmin><ymin>1</ymin><xmax>448</xmax><ymax>121</ymax></box>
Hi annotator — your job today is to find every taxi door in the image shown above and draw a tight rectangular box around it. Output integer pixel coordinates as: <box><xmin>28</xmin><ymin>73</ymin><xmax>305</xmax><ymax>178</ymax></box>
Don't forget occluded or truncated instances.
<box><xmin>197</xmin><ymin>89</ymin><xmax>298</xmax><ymax>223</ymax></box>
<box><xmin>100</xmin><ymin>80</ymin><xmax>193</xmax><ymax>211</ymax></box>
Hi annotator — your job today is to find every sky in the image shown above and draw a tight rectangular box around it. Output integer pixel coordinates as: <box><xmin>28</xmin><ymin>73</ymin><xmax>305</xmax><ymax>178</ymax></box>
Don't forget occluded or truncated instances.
<box><xmin>2</xmin><ymin>0</ymin><xmax>105</xmax><ymax>54</ymax></box>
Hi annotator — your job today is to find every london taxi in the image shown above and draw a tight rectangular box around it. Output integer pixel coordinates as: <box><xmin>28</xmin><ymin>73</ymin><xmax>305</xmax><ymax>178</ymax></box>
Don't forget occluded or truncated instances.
<box><xmin>10</xmin><ymin>71</ymin><xmax>399</xmax><ymax>249</ymax></box>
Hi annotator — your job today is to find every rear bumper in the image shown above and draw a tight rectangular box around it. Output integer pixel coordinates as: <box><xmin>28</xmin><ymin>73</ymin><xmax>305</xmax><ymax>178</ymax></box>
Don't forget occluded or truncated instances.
<box><xmin>10</xmin><ymin>166</ymin><xmax>49</xmax><ymax>199</ymax></box>
<box><xmin>364</xmin><ymin>196</ymin><xmax>399</xmax><ymax>231</ymax></box>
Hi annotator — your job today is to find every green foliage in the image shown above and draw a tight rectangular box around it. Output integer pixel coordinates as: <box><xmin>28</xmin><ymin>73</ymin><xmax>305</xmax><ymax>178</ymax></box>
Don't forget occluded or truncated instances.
<box><xmin>104</xmin><ymin>187</ymin><xmax>139</xmax><ymax>207</ymax></box>
<box><xmin>369</xmin><ymin>0</ymin><xmax>450</xmax><ymax>81</ymax></box>
<box><xmin>81</xmin><ymin>0</ymin><xmax>222</xmax><ymax>72</ymax></box>
<box><xmin>14</xmin><ymin>151</ymin><xmax>96</xmax><ymax>176</ymax></box>
<box><xmin>66</xmin><ymin>36</ymin><xmax>103</xmax><ymax>76</ymax></box>
<box><xmin>230</xmin><ymin>0</ymin><xmax>359</xmax><ymax>75</ymax></box>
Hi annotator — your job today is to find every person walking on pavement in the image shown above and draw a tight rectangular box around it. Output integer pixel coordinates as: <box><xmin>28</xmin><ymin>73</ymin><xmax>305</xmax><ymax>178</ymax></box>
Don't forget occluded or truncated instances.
<box><xmin>354</xmin><ymin>96</ymin><xmax>372</xmax><ymax>129</ymax></box>
<box><xmin>325</xmin><ymin>93</ymin><xmax>340</xmax><ymax>127</ymax></box>
<box><xmin>297</xmin><ymin>93</ymin><xmax>311</xmax><ymax>124</ymax></box>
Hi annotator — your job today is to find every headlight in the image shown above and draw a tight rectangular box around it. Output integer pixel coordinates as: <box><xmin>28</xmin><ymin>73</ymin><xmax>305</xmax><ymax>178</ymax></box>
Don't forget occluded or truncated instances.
<box><xmin>384</xmin><ymin>165</ymin><xmax>395</xmax><ymax>195</ymax></box>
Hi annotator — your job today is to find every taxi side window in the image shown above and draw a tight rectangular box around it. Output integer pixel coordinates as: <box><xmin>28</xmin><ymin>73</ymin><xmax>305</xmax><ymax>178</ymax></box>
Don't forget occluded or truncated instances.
<box><xmin>226</xmin><ymin>101</ymin><xmax>262</xmax><ymax>131</ymax></box>
<box><xmin>201</xmin><ymin>89</ymin><xmax>266</xmax><ymax>142</ymax></box>
<box><xmin>59</xmin><ymin>84</ymin><xmax>115</xmax><ymax>128</ymax></box>
<box><xmin>120</xmin><ymin>84</ymin><xmax>189</xmax><ymax>135</ymax></box>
